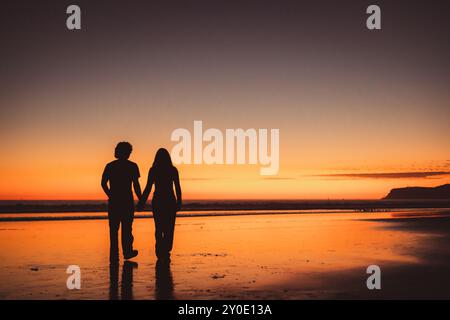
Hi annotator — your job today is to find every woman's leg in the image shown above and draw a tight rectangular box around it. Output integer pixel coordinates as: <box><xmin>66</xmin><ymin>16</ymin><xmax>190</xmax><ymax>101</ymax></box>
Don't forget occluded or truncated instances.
<box><xmin>153</xmin><ymin>210</ymin><xmax>164</xmax><ymax>258</ymax></box>
<box><xmin>166</xmin><ymin>213</ymin><xmax>176</xmax><ymax>252</ymax></box>
<box><xmin>153</xmin><ymin>199</ymin><xmax>177</xmax><ymax>259</ymax></box>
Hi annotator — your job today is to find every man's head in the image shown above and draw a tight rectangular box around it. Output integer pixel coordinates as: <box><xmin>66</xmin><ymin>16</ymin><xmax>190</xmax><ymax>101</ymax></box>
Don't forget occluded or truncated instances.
<box><xmin>114</xmin><ymin>142</ymin><xmax>133</xmax><ymax>160</ymax></box>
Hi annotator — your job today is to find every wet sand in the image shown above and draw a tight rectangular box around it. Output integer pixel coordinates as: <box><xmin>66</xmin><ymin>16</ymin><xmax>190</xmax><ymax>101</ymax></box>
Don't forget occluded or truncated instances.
<box><xmin>1</xmin><ymin>209</ymin><xmax>450</xmax><ymax>299</ymax></box>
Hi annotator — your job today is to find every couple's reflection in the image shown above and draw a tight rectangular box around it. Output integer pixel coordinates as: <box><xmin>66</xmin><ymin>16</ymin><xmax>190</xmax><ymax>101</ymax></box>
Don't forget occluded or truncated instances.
<box><xmin>109</xmin><ymin>261</ymin><xmax>138</xmax><ymax>300</ymax></box>
<box><xmin>109</xmin><ymin>259</ymin><xmax>174</xmax><ymax>300</ymax></box>
<box><xmin>155</xmin><ymin>259</ymin><xmax>174</xmax><ymax>300</ymax></box>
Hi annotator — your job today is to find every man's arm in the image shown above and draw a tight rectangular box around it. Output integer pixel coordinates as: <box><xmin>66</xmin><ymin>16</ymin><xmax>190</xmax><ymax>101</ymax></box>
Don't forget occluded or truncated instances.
<box><xmin>101</xmin><ymin>166</ymin><xmax>111</xmax><ymax>199</ymax></box>
<box><xmin>133</xmin><ymin>177</ymin><xmax>142</xmax><ymax>201</ymax></box>
<box><xmin>133</xmin><ymin>164</ymin><xmax>142</xmax><ymax>202</ymax></box>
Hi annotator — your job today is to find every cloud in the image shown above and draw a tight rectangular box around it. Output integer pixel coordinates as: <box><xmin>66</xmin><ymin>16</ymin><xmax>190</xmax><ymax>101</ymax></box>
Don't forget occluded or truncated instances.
<box><xmin>262</xmin><ymin>177</ymin><xmax>296</xmax><ymax>180</ymax></box>
<box><xmin>312</xmin><ymin>171</ymin><xmax>450</xmax><ymax>179</ymax></box>
<box><xmin>181</xmin><ymin>178</ymin><xmax>222</xmax><ymax>181</ymax></box>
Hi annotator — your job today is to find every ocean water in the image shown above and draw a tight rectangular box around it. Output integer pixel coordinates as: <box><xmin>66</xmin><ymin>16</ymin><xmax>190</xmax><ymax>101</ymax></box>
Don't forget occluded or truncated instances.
<box><xmin>1</xmin><ymin>208</ymin><xmax>446</xmax><ymax>222</ymax></box>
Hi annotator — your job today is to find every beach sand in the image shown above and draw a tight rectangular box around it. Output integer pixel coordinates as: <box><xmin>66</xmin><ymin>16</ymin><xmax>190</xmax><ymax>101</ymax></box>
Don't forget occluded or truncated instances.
<box><xmin>1</xmin><ymin>209</ymin><xmax>450</xmax><ymax>299</ymax></box>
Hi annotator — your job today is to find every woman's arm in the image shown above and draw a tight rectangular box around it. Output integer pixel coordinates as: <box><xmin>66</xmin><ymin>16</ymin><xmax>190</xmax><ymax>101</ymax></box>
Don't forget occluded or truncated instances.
<box><xmin>174</xmin><ymin>168</ymin><xmax>182</xmax><ymax>211</ymax></box>
<box><xmin>138</xmin><ymin>168</ymin><xmax>154</xmax><ymax>210</ymax></box>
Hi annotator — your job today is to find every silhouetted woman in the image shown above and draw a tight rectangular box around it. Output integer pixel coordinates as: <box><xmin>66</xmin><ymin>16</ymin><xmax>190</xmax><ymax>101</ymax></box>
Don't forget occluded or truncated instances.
<box><xmin>139</xmin><ymin>148</ymin><xmax>182</xmax><ymax>260</ymax></box>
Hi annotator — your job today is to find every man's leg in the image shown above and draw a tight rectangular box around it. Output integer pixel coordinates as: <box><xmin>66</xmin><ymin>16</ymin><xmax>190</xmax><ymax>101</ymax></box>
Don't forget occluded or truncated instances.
<box><xmin>108</xmin><ymin>214</ymin><xmax>120</xmax><ymax>262</ymax></box>
<box><xmin>121</xmin><ymin>213</ymin><xmax>134</xmax><ymax>256</ymax></box>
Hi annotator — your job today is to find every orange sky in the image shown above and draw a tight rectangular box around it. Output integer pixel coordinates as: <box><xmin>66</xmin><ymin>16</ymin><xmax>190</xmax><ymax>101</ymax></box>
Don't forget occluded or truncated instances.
<box><xmin>0</xmin><ymin>129</ymin><xmax>448</xmax><ymax>200</ymax></box>
<box><xmin>0</xmin><ymin>86</ymin><xmax>449</xmax><ymax>200</ymax></box>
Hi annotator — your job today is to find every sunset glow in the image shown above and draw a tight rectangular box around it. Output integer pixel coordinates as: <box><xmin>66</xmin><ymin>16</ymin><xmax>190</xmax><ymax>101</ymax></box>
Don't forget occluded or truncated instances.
<box><xmin>1</xmin><ymin>1</ymin><xmax>449</xmax><ymax>200</ymax></box>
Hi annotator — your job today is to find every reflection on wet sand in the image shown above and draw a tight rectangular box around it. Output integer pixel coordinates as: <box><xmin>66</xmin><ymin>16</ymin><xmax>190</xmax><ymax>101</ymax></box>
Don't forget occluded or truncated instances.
<box><xmin>109</xmin><ymin>259</ymin><xmax>174</xmax><ymax>300</ymax></box>
<box><xmin>1</xmin><ymin>209</ymin><xmax>450</xmax><ymax>299</ymax></box>
<box><xmin>155</xmin><ymin>259</ymin><xmax>174</xmax><ymax>300</ymax></box>
<box><xmin>109</xmin><ymin>263</ymin><xmax>118</xmax><ymax>300</ymax></box>
<box><xmin>109</xmin><ymin>261</ymin><xmax>138</xmax><ymax>300</ymax></box>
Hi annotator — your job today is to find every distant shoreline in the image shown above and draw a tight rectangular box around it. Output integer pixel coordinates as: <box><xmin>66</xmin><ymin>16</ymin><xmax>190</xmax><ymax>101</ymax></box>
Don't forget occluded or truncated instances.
<box><xmin>1</xmin><ymin>208</ymin><xmax>449</xmax><ymax>222</ymax></box>
<box><xmin>1</xmin><ymin>199</ymin><xmax>450</xmax><ymax>214</ymax></box>
<box><xmin>0</xmin><ymin>209</ymin><xmax>353</xmax><ymax>222</ymax></box>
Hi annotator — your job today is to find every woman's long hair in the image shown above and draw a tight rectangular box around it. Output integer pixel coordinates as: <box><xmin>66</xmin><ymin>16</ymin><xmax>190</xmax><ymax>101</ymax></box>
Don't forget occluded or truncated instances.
<box><xmin>152</xmin><ymin>148</ymin><xmax>174</xmax><ymax>174</ymax></box>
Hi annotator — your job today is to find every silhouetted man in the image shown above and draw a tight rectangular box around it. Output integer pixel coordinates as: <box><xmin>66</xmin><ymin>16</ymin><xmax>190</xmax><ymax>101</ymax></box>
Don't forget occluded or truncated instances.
<box><xmin>102</xmin><ymin>142</ymin><xmax>141</xmax><ymax>263</ymax></box>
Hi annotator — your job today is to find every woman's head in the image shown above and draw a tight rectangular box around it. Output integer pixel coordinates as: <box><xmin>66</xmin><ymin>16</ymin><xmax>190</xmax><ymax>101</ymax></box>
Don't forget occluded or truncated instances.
<box><xmin>153</xmin><ymin>148</ymin><xmax>173</xmax><ymax>169</ymax></box>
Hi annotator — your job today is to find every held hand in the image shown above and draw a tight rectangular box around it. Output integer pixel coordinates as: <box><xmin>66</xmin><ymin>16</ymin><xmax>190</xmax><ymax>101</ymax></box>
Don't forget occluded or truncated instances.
<box><xmin>176</xmin><ymin>201</ymin><xmax>182</xmax><ymax>212</ymax></box>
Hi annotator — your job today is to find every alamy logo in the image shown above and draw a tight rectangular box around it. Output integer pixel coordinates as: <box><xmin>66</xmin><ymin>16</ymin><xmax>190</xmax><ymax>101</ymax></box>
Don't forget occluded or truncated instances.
<box><xmin>366</xmin><ymin>265</ymin><xmax>381</xmax><ymax>290</ymax></box>
<box><xmin>66</xmin><ymin>5</ymin><xmax>81</xmax><ymax>30</ymax></box>
<box><xmin>65</xmin><ymin>5</ymin><xmax>380</xmax><ymax>32</ymax></box>
<box><xmin>366</xmin><ymin>5</ymin><xmax>381</xmax><ymax>30</ymax></box>
<box><xmin>66</xmin><ymin>265</ymin><xmax>81</xmax><ymax>290</ymax></box>
<box><xmin>170</xmin><ymin>121</ymin><xmax>280</xmax><ymax>175</ymax></box>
